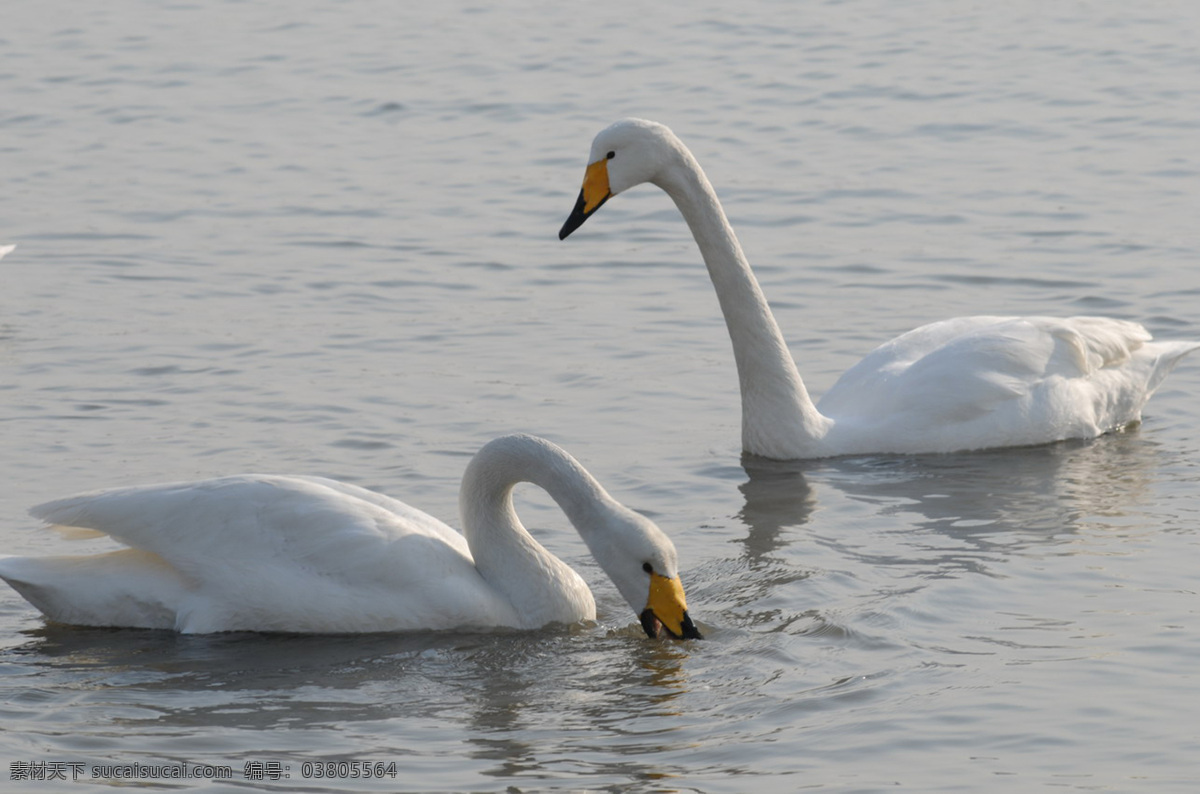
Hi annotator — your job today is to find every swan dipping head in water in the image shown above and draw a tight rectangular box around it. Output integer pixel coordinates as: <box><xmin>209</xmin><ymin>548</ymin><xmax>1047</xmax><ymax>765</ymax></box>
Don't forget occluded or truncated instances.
<box><xmin>0</xmin><ymin>434</ymin><xmax>701</xmax><ymax>640</ymax></box>
<box><xmin>561</xmin><ymin>119</ymin><xmax>1199</xmax><ymax>459</ymax></box>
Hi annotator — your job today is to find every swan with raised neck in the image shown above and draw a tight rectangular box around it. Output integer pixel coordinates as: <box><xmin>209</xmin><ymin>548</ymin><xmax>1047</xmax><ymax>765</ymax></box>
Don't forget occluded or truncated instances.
<box><xmin>560</xmin><ymin>118</ymin><xmax>1198</xmax><ymax>459</ymax></box>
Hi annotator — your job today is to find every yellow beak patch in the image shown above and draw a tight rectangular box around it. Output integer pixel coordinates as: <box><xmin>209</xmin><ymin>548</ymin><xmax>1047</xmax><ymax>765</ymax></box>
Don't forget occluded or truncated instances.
<box><xmin>580</xmin><ymin>158</ymin><xmax>612</xmax><ymax>214</ymax></box>
<box><xmin>559</xmin><ymin>157</ymin><xmax>613</xmax><ymax>240</ymax></box>
<box><xmin>642</xmin><ymin>571</ymin><xmax>702</xmax><ymax>640</ymax></box>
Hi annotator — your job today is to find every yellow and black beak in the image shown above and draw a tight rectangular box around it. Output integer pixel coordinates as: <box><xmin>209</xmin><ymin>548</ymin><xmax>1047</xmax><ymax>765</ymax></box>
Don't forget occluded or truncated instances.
<box><xmin>559</xmin><ymin>157</ymin><xmax>612</xmax><ymax>240</ymax></box>
<box><xmin>639</xmin><ymin>572</ymin><xmax>702</xmax><ymax>640</ymax></box>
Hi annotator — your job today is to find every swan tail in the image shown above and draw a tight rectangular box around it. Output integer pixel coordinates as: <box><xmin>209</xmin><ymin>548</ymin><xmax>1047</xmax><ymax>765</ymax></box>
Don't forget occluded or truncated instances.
<box><xmin>1144</xmin><ymin>340</ymin><xmax>1200</xmax><ymax>394</ymax></box>
<box><xmin>0</xmin><ymin>550</ymin><xmax>186</xmax><ymax>629</ymax></box>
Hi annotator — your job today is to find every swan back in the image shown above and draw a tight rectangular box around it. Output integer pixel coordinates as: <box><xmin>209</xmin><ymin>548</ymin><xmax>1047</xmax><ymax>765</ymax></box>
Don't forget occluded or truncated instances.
<box><xmin>816</xmin><ymin>316</ymin><xmax>1198</xmax><ymax>454</ymax></box>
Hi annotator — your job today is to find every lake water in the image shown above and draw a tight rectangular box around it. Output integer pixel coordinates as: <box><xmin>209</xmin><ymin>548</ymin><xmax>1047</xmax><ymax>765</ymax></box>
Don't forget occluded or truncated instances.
<box><xmin>3</xmin><ymin>1</ymin><xmax>1200</xmax><ymax>791</ymax></box>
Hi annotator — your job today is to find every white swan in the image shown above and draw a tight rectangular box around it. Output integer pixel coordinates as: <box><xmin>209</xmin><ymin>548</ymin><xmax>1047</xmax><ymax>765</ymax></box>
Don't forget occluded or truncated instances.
<box><xmin>560</xmin><ymin>119</ymin><xmax>1199</xmax><ymax>459</ymax></box>
<box><xmin>0</xmin><ymin>434</ymin><xmax>701</xmax><ymax>638</ymax></box>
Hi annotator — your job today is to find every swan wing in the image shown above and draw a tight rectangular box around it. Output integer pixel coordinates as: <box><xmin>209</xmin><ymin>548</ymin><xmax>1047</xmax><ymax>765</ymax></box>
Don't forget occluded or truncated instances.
<box><xmin>817</xmin><ymin>316</ymin><xmax>1193</xmax><ymax>452</ymax></box>
<box><xmin>6</xmin><ymin>475</ymin><xmax>516</xmax><ymax>633</ymax></box>
<box><xmin>30</xmin><ymin>474</ymin><xmax>471</xmax><ymax>575</ymax></box>
<box><xmin>820</xmin><ymin>316</ymin><xmax>1064</xmax><ymax>417</ymax></box>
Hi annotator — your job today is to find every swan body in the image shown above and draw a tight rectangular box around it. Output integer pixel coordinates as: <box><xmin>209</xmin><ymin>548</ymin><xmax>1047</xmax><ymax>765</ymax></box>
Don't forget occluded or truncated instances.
<box><xmin>0</xmin><ymin>434</ymin><xmax>700</xmax><ymax>638</ymax></box>
<box><xmin>560</xmin><ymin>119</ymin><xmax>1199</xmax><ymax>459</ymax></box>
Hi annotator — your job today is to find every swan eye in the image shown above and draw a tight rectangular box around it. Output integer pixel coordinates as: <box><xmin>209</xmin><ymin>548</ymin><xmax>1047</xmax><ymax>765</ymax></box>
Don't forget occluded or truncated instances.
<box><xmin>606</xmin><ymin>150</ymin><xmax>616</xmax><ymax>160</ymax></box>
<box><xmin>642</xmin><ymin>562</ymin><xmax>653</xmax><ymax>574</ymax></box>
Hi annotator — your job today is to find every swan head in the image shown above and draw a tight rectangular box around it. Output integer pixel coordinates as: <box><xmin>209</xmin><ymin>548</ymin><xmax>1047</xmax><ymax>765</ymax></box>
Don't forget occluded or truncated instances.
<box><xmin>558</xmin><ymin>118</ymin><xmax>681</xmax><ymax>240</ymax></box>
<box><xmin>589</xmin><ymin>506</ymin><xmax>703</xmax><ymax>641</ymax></box>
<box><xmin>639</xmin><ymin>564</ymin><xmax>704</xmax><ymax>641</ymax></box>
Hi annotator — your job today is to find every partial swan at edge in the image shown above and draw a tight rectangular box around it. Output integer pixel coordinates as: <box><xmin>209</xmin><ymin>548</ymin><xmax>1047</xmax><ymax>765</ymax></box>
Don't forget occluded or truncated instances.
<box><xmin>560</xmin><ymin>119</ymin><xmax>1199</xmax><ymax>460</ymax></box>
<box><xmin>0</xmin><ymin>434</ymin><xmax>701</xmax><ymax>639</ymax></box>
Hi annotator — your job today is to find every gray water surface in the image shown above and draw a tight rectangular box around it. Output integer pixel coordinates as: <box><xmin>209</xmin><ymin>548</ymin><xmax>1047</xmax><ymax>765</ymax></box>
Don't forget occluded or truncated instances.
<box><xmin>2</xmin><ymin>2</ymin><xmax>1199</xmax><ymax>791</ymax></box>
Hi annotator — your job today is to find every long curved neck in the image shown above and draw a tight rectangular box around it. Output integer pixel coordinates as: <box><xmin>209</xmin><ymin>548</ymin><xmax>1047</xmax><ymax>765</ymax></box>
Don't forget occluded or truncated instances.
<box><xmin>458</xmin><ymin>435</ymin><xmax>604</xmax><ymax>628</ymax></box>
<box><xmin>654</xmin><ymin>145</ymin><xmax>831</xmax><ymax>459</ymax></box>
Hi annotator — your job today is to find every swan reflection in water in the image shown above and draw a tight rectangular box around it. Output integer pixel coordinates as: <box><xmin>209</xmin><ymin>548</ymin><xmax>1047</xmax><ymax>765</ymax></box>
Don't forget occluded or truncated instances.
<box><xmin>734</xmin><ymin>430</ymin><xmax>1167</xmax><ymax>563</ymax></box>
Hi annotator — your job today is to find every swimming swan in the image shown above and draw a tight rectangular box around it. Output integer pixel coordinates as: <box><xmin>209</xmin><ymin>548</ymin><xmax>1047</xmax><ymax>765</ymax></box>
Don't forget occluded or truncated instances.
<box><xmin>560</xmin><ymin>118</ymin><xmax>1199</xmax><ymax>459</ymax></box>
<box><xmin>0</xmin><ymin>434</ymin><xmax>702</xmax><ymax>638</ymax></box>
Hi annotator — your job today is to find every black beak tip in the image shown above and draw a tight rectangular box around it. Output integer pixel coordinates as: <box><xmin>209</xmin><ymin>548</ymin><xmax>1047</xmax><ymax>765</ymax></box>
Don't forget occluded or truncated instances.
<box><xmin>639</xmin><ymin>608</ymin><xmax>661</xmax><ymax>639</ymax></box>
<box><xmin>679</xmin><ymin>611</ymin><xmax>704</xmax><ymax>640</ymax></box>
<box><xmin>558</xmin><ymin>190</ymin><xmax>611</xmax><ymax>241</ymax></box>
<box><xmin>640</xmin><ymin>609</ymin><xmax>703</xmax><ymax>641</ymax></box>
<box><xmin>558</xmin><ymin>191</ymin><xmax>589</xmax><ymax>241</ymax></box>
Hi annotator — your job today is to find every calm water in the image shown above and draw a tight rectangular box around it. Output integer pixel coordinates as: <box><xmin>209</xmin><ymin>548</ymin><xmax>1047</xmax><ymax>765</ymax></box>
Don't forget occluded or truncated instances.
<box><xmin>3</xmin><ymin>1</ymin><xmax>1200</xmax><ymax>791</ymax></box>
